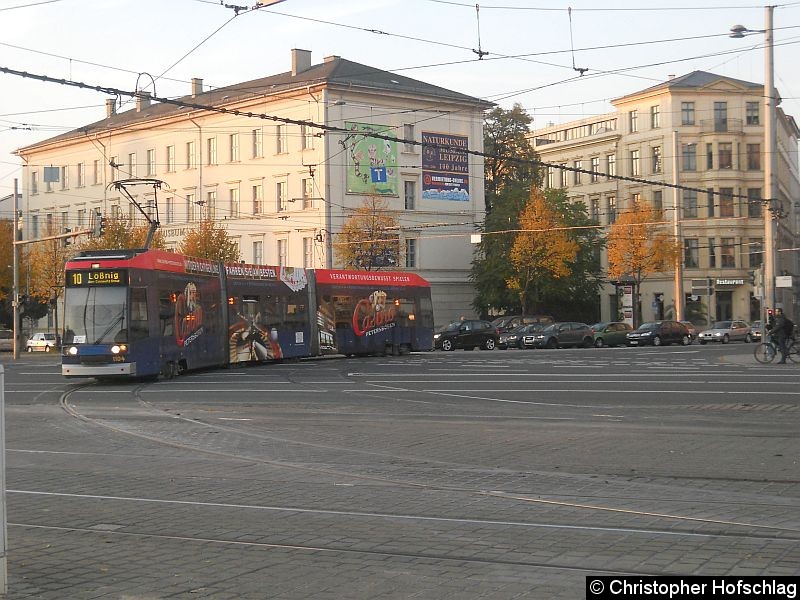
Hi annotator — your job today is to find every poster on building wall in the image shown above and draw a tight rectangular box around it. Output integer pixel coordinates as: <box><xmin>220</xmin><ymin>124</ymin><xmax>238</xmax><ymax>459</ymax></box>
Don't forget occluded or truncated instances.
<box><xmin>421</xmin><ymin>131</ymin><xmax>469</xmax><ymax>201</ymax></box>
<box><xmin>344</xmin><ymin>122</ymin><xmax>398</xmax><ymax>196</ymax></box>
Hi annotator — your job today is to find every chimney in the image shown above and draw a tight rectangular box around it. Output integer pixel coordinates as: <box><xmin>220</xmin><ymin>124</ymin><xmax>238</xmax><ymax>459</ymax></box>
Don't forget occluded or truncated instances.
<box><xmin>105</xmin><ymin>99</ymin><xmax>116</xmax><ymax>118</ymax></box>
<box><xmin>136</xmin><ymin>92</ymin><xmax>151</xmax><ymax>112</ymax></box>
<box><xmin>192</xmin><ymin>77</ymin><xmax>203</xmax><ymax>97</ymax></box>
<box><xmin>292</xmin><ymin>48</ymin><xmax>312</xmax><ymax>76</ymax></box>
<box><xmin>323</xmin><ymin>55</ymin><xmax>340</xmax><ymax>64</ymax></box>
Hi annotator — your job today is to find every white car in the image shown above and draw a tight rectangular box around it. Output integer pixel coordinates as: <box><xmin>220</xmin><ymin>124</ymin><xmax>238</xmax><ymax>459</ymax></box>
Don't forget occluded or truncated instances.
<box><xmin>26</xmin><ymin>332</ymin><xmax>58</xmax><ymax>352</ymax></box>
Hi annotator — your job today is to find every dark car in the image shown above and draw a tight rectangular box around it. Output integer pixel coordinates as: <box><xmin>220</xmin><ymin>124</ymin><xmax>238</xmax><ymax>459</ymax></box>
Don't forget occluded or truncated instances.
<box><xmin>626</xmin><ymin>321</ymin><xmax>691</xmax><ymax>347</ymax></box>
<box><xmin>490</xmin><ymin>314</ymin><xmax>554</xmax><ymax>334</ymax></box>
<box><xmin>434</xmin><ymin>320</ymin><xmax>499</xmax><ymax>351</ymax></box>
<box><xmin>590</xmin><ymin>321</ymin><xmax>633</xmax><ymax>347</ymax></box>
<box><xmin>525</xmin><ymin>322</ymin><xmax>594</xmax><ymax>349</ymax></box>
<box><xmin>498</xmin><ymin>324</ymin><xmax>536</xmax><ymax>349</ymax></box>
<box><xmin>679</xmin><ymin>321</ymin><xmax>701</xmax><ymax>341</ymax></box>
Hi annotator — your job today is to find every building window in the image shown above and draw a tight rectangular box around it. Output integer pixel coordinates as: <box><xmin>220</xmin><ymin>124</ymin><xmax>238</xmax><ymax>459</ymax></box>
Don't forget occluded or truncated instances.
<box><xmin>31</xmin><ymin>214</ymin><xmax>39</xmax><ymax>237</ymax></box>
<box><xmin>721</xmin><ymin>237</ymin><xmax>736</xmax><ymax>267</ymax></box>
<box><xmin>630</xmin><ymin>150</ymin><xmax>640</xmax><ymax>176</ymax></box>
<box><xmin>650</xmin><ymin>105</ymin><xmax>660</xmax><ymax>129</ymax></box>
<box><xmin>110</xmin><ymin>156</ymin><xmax>120</xmax><ymax>181</ymax></box>
<box><xmin>302</xmin><ymin>178</ymin><xmax>314</xmax><ymax>209</ymax></box>
<box><xmin>277</xmin><ymin>239</ymin><xmax>287</xmax><ymax>266</ymax></box>
<box><xmin>31</xmin><ymin>171</ymin><xmax>38</xmax><ymax>194</ymax></box>
<box><xmin>93</xmin><ymin>160</ymin><xmax>101</xmax><ymax>185</ymax></box>
<box><xmin>684</xmin><ymin>239</ymin><xmax>699</xmax><ymax>268</ymax></box>
<box><xmin>230</xmin><ymin>187</ymin><xmax>239</xmax><ymax>218</ymax></box>
<box><xmin>749</xmin><ymin>238</ymin><xmax>763</xmax><ymax>267</ymax></box>
<box><xmin>718</xmin><ymin>142</ymin><xmax>732</xmax><ymax>169</ymax></box>
<box><xmin>681</xmin><ymin>102</ymin><xmax>695</xmax><ymax>125</ymax></box>
<box><xmin>547</xmin><ymin>167</ymin><xmax>555</xmax><ymax>189</ymax></box>
<box><xmin>747</xmin><ymin>188</ymin><xmax>762</xmax><ymax>218</ymax></box>
<box><xmin>590</xmin><ymin>157</ymin><xmax>600</xmax><ymax>182</ymax></box>
<box><xmin>707</xmin><ymin>188</ymin><xmax>715</xmax><ymax>218</ymax></box>
<box><xmin>652</xmin><ymin>146</ymin><xmax>662</xmax><ymax>174</ymax></box>
<box><xmin>252</xmin><ymin>240</ymin><xmax>263</xmax><ymax>265</ymax></box>
<box><xmin>573</xmin><ymin>160</ymin><xmax>582</xmax><ymax>184</ymax></box>
<box><xmin>276</xmin><ymin>125</ymin><xmax>288</xmax><ymax>154</ymax></box>
<box><xmin>404</xmin><ymin>180</ymin><xmax>416</xmax><ymax>210</ymax></box>
<box><xmin>301</xmin><ymin>125</ymin><xmax>314</xmax><ymax>150</ymax></box>
<box><xmin>606</xmin><ymin>154</ymin><xmax>616</xmax><ymax>179</ymax></box>
<box><xmin>186</xmin><ymin>142</ymin><xmax>196</xmax><ymax>168</ymax></box>
<box><xmin>607</xmin><ymin>196</ymin><xmax>617</xmax><ymax>224</ymax></box>
<box><xmin>303</xmin><ymin>237</ymin><xmax>313</xmax><ymax>268</ymax></box>
<box><xmin>186</xmin><ymin>193</ymin><xmax>195</xmax><ymax>221</ymax></box>
<box><xmin>708</xmin><ymin>238</ymin><xmax>716</xmax><ymax>268</ymax></box>
<box><xmin>166</xmin><ymin>145</ymin><xmax>175</xmax><ymax>172</ymax></box>
<box><xmin>746</xmin><ymin>101</ymin><xmax>760</xmax><ymax>125</ymax></box>
<box><xmin>405</xmin><ymin>238</ymin><xmax>417</xmax><ymax>268</ymax></box>
<box><xmin>746</xmin><ymin>144</ymin><xmax>761</xmax><ymax>170</ymax></box>
<box><xmin>403</xmin><ymin>123</ymin><xmax>415</xmax><ymax>152</ymax></box>
<box><xmin>207</xmin><ymin>137</ymin><xmax>217</xmax><ymax>165</ymax></box>
<box><xmin>653</xmin><ymin>190</ymin><xmax>663</xmax><ymax>216</ymax></box>
<box><xmin>629</xmin><ymin>110</ymin><xmax>638</xmax><ymax>133</ymax></box>
<box><xmin>146</xmin><ymin>149</ymin><xmax>156</xmax><ymax>175</ymax></box>
<box><xmin>276</xmin><ymin>181</ymin><xmax>287</xmax><ymax>211</ymax></box>
<box><xmin>252</xmin><ymin>184</ymin><xmax>263</xmax><ymax>214</ymax></box>
<box><xmin>125</xmin><ymin>153</ymin><xmax>135</xmax><ymax>178</ymax></box>
<box><xmin>681</xmin><ymin>144</ymin><xmax>696</xmax><ymax>171</ymax></box>
<box><xmin>76</xmin><ymin>209</ymin><xmax>86</xmax><ymax>228</ymax></box>
<box><xmin>76</xmin><ymin>163</ymin><xmax>85</xmax><ymax>187</ymax></box>
<box><xmin>714</xmin><ymin>101</ymin><xmax>728</xmax><ymax>131</ymax></box>
<box><xmin>165</xmin><ymin>197</ymin><xmax>174</xmax><ymax>224</ymax></box>
<box><xmin>706</xmin><ymin>143</ymin><xmax>713</xmax><ymax>170</ymax></box>
<box><xmin>230</xmin><ymin>133</ymin><xmax>239</xmax><ymax>162</ymax></box>
<box><xmin>683</xmin><ymin>189</ymin><xmax>698</xmax><ymax>218</ymax></box>
<box><xmin>252</xmin><ymin>129</ymin><xmax>263</xmax><ymax>158</ymax></box>
<box><xmin>719</xmin><ymin>188</ymin><xmax>734</xmax><ymax>217</ymax></box>
<box><xmin>559</xmin><ymin>164</ymin><xmax>568</xmax><ymax>188</ymax></box>
<box><xmin>110</xmin><ymin>205</ymin><xmax>120</xmax><ymax>219</ymax></box>
<box><xmin>206</xmin><ymin>190</ymin><xmax>217</xmax><ymax>219</ymax></box>
<box><xmin>590</xmin><ymin>197</ymin><xmax>600</xmax><ymax>222</ymax></box>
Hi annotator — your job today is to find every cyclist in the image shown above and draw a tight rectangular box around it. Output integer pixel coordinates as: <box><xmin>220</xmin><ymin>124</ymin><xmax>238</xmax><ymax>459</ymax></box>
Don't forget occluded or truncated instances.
<box><xmin>768</xmin><ymin>308</ymin><xmax>794</xmax><ymax>364</ymax></box>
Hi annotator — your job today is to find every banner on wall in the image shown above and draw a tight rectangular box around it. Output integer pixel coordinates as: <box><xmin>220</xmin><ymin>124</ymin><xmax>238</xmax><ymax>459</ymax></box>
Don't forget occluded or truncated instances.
<box><xmin>344</xmin><ymin>122</ymin><xmax>398</xmax><ymax>196</ymax></box>
<box><xmin>421</xmin><ymin>131</ymin><xmax>469</xmax><ymax>201</ymax></box>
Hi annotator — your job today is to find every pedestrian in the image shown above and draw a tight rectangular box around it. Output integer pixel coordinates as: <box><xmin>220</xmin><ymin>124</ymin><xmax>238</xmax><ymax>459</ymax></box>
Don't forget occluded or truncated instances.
<box><xmin>769</xmin><ymin>308</ymin><xmax>791</xmax><ymax>363</ymax></box>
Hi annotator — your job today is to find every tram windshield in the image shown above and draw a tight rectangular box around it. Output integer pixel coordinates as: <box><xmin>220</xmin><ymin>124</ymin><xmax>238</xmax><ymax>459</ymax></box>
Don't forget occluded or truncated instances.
<box><xmin>63</xmin><ymin>286</ymin><xmax>127</xmax><ymax>344</ymax></box>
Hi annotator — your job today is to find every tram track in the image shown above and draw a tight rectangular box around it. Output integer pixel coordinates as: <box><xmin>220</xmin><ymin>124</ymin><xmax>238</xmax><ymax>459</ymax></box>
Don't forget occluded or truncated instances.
<box><xmin>56</xmin><ymin>381</ymin><xmax>800</xmax><ymax>542</ymax></box>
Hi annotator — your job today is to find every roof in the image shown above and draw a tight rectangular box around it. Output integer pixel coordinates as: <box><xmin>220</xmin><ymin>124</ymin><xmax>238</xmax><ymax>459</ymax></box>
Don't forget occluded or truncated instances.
<box><xmin>613</xmin><ymin>70</ymin><xmax>762</xmax><ymax>104</ymax></box>
<box><xmin>17</xmin><ymin>57</ymin><xmax>491</xmax><ymax>153</ymax></box>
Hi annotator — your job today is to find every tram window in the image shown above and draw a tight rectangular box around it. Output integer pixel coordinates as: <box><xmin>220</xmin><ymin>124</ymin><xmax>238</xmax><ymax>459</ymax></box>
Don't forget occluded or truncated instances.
<box><xmin>129</xmin><ymin>288</ymin><xmax>149</xmax><ymax>341</ymax></box>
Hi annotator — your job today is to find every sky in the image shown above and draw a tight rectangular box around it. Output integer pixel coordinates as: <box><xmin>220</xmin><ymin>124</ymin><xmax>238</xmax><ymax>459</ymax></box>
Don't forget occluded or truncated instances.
<box><xmin>2</xmin><ymin>0</ymin><xmax>800</xmax><ymax>209</ymax></box>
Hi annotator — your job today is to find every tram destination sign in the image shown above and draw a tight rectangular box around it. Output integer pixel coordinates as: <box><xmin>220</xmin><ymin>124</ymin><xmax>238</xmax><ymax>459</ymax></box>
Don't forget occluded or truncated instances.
<box><xmin>66</xmin><ymin>269</ymin><xmax>128</xmax><ymax>287</ymax></box>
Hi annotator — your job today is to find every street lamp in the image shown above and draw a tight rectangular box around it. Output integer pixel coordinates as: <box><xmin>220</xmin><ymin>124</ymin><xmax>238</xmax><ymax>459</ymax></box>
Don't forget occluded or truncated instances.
<box><xmin>731</xmin><ymin>6</ymin><xmax>777</xmax><ymax>319</ymax></box>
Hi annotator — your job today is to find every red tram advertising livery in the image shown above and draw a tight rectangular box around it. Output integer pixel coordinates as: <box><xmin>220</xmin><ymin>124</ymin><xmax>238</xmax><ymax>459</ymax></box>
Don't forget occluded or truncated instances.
<box><xmin>61</xmin><ymin>249</ymin><xmax>434</xmax><ymax>379</ymax></box>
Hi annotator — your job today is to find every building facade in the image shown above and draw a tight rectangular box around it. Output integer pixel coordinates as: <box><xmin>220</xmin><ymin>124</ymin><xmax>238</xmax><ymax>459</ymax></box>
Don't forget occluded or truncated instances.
<box><xmin>531</xmin><ymin>71</ymin><xmax>800</xmax><ymax>325</ymax></box>
<box><xmin>15</xmin><ymin>50</ymin><xmax>491</xmax><ymax>325</ymax></box>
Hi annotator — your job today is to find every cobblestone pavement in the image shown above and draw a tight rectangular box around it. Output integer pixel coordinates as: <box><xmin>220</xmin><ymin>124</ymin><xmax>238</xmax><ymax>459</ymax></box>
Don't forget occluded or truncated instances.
<box><xmin>1</xmin><ymin>344</ymin><xmax>798</xmax><ymax>599</ymax></box>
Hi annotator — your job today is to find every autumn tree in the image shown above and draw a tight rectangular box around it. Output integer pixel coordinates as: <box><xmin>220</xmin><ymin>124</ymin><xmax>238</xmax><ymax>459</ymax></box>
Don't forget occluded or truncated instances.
<box><xmin>507</xmin><ymin>189</ymin><xmax>579</xmax><ymax>314</ymax></box>
<box><xmin>606</xmin><ymin>200</ymin><xmax>680</xmax><ymax>325</ymax></box>
<box><xmin>79</xmin><ymin>216</ymin><xmax>166</xmax><ymax>251</ymax></box>
<box><xmin>336</xmin><ymin>196</ymin><xmax>400</xmax><ymax>270</ymax></box>
<box><xmin>28</xmin><ymin>226</ymin><xmax>76</xmax><ymax>335</ymax></box>
<box><xmin>178</xmin><ymin>218</ymin><xmax>240</xmax><ymax>262</ymax></box>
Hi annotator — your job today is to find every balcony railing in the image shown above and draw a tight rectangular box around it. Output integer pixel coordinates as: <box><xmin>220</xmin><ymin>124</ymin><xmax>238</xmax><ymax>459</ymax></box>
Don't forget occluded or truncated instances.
<box><xmin>699</xmin><ymin>118</ymin><xmax>743</xmax><ymax>134</ymax></box>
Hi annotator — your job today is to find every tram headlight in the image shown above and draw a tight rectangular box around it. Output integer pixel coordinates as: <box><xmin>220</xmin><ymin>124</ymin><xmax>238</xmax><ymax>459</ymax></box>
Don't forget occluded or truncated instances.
<box><xmin>111</xmin><ymin>344</ymin><xmax>127</xmax><ymax>354</ymax></box>
<box><xmin>67</xmin><ymin>346</ymin><xmax>78</xmax><ymax>356</ymax></box>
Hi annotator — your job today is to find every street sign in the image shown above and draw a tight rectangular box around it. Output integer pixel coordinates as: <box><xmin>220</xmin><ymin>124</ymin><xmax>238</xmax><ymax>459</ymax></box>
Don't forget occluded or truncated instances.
<box><xmin>776</xmin><ymin>275</ymin><xmax>793</xmax><ymax>288</ymax></box>
<box><xmin>690</xmin><ymin>278</ymin><xmax>713</xmax><ymax>296</ymax></box>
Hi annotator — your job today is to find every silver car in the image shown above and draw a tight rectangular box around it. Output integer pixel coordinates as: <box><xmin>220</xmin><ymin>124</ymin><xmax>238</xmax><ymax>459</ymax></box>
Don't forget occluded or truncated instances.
<box><xmin>697</xmin><ymin>320</ymin><xmax>752</xmax><ymax>344</ymax></box>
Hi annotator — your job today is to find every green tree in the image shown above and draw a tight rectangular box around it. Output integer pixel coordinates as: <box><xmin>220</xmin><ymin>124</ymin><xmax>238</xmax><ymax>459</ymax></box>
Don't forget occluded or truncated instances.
<box><xmin>79</xmin><ymin>216</ymin><xmax>166</xmax><ymax>251</ymax></box>
<box><xmin>178</xmin><ymin>219</ymin><xmax>240</xmax><ymax>262</ymax></box>
<box><xmin>336</xmin><ymin>196</ymin><xmax>400</xmax><ymax>270</ymax></box>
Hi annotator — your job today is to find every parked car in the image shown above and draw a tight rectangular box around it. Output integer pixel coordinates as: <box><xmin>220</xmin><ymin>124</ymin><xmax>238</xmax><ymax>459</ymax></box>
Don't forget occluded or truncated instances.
<box><xmin>525</xmin><ymin>322</ymin><xmax>594</xmax><ymax>349</ymax></box>
<box><xmin>0</xmin><ymin>329</ymin><xmax>13</xmax><ymax>352</ymax></box>
<box><xmin>590</xmin><ymin>322</ymin><xmax>633</xmax><ymax>348</ymax></box>
<box><xmin>489</xmin><ymin>314</ymin><xmax>554</xmax><ymax>334</ymax></box>
<box><xmin>434</xmin><ymin>320</ymin><xmax>499</xmax><ymax>351</ymax></box>
<box><xmin>751</xmin><ymin>320</ymin><xmax>763</xmax><ymax>342</ymax></box>
<box><xmin>679</xmin><ymin>321</ymin><xmax>701</xmax><ymax>340</ymax></box>
<box><xmin>626</xmin><ymin>321</ymin><xmax>691</xmax><ymax>347</ymax></box>
<box><xmin>697</xmin><ymin>320</ymin><xmax>752</xmax><ymax>344</ymax></box>
<box><xmin>26</xmin><ymin>332</ymin><xmax>58</xmax><ymax>352</ymax></box>
<box><xmin>498</xmin><ymin>324</ymin><xmax>542</xmax><ymax>349</ymax></box>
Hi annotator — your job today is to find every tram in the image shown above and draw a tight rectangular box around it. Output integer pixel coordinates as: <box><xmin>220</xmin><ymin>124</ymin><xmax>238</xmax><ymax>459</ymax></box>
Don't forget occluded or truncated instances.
<box><xmin>61</xmin><ymin>248</ymin><xmax>434</xmax><ymax>378</ymax></box>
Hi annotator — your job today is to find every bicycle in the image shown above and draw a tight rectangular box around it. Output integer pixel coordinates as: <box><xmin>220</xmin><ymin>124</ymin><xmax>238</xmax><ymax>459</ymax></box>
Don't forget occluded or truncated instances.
<box><xmin>753</xmin><ymin>334</ymin><xmax>800</xmax><ymax>364</ymax></box>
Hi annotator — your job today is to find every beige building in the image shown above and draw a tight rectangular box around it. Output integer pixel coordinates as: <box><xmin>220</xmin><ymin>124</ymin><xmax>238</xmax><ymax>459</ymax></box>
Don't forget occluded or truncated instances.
<box><xmin>531</xmin><ymin>71</ymin><xmax>800</xmax><ymax>325</ymax></box>
<box><xmin>15</xmin><ymin>50</ymin><xmax>491</xmax><ymax>324</ymax></box>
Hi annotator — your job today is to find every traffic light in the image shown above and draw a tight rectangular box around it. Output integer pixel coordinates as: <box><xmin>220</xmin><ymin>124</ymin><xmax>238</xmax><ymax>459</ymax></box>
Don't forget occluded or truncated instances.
<box><xmin>93</xmin><ymin>214</ymin><xmax>106</xmax><ymax>237</ymax></box>
<box><xmin>63</xmin><ymin>228</ymin><xmax>71</xmax><ymax>247</ymax></box>
<box><xmin>748</xmin><ymin>270</ymin><xmax>755</xmax><ymax>286</ymax></box>
<box><xmin>99</xmin><ymin>216</ymin><xmax>106</xmax><ymax>236</ymax></box>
